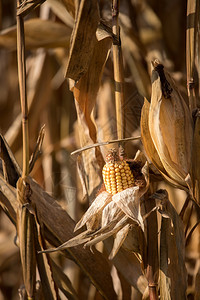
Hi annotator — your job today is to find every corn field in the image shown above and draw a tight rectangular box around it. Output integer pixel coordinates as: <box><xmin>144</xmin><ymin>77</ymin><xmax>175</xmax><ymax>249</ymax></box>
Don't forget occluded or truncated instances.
<box><xmin>0</xmin><ymin>0</ymin><xmax>200</xmax><ymax>299</ymax></box>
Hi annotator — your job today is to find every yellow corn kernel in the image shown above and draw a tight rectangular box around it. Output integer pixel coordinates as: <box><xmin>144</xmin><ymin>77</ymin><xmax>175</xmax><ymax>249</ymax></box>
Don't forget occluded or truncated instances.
<box><xmin>117</xmin><ymin>184</ymin><xmax>122</xmax><ymax>188</ymax></box>
<box><xmin>116</xmin><ymin>177</ymin><xmax>122</xmax><ymax>182</ymax></box>
<box><xmin>121</xmin><ymin>178</ymin><xmax>128</xmax><ymax>183</ymax></box>
<box><xmin>122</xmin><ymin>184</ymin><xmax>129</xmax><ymax>188</ymax></box>
<box><xmin>125</xmin><ymin>169</ymin><xmax>131</xmax><ymax>174</ymax></box>
<box><xmin>102</xmin><ymin>149</ymin><xmax>134</xmax><ymax>195</ymax></box>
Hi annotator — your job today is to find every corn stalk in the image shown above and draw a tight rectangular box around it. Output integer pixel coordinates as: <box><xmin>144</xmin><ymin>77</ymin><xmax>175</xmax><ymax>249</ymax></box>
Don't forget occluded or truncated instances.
<box><xmin>112</xmin><ymin>0</ymin><xmax>125</xmax><ymax>146</ymax></box>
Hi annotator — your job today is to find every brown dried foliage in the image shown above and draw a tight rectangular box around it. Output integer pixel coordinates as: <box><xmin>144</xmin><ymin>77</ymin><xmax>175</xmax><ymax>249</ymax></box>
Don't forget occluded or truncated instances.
<box><xmin>0</xmin><ymin>0</ymin><xmax>199</xmax><ymax>300</ymax></box>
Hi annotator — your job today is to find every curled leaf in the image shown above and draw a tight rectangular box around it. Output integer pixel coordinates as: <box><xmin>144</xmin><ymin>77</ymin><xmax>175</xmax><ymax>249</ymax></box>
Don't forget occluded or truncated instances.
<box><xmin>152</xmin><ymin>190</ymin><xmax>187</xmax><ymax>300</ymax></box>
<box><xmin>112</xmin><ymin>187</ymin><xmax>144</xmax><ymax>231</ymax></box>
<box><xmin>75</xmin><ymin>191</ymin><xmax>112</xmax><ymax>231</ymax></box>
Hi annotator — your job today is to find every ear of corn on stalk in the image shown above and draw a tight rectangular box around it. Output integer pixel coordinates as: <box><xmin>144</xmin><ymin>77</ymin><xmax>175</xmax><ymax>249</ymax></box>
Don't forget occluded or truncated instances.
<box><xmin>102</xmin><ymin>149</ymin><xmax>134</xmax><ymax>195</ymax></box>
<box><xmin>141</xmin><ymin>59</ymin><xmax>193</xmax><ymax>189</ymax></box>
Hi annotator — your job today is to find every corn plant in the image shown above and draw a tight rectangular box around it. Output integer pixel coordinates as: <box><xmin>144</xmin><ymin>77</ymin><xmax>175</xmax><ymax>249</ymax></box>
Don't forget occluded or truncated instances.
<box><xmin>0</xmin><ymin>0</ymin><xmax>199</xmax><ymax>300</ymax></box>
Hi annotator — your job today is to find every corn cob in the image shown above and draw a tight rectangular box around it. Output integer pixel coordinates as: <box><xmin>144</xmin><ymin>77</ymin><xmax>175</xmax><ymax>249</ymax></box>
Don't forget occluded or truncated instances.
<box><xmin>102</xmin><ymin>149</ymin><xmax>134</xmax><ymax>195</ymax></box>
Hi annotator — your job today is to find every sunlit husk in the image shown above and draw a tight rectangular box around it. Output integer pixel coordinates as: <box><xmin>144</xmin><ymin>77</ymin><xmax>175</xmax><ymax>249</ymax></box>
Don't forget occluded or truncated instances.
<box><xmin>40</xmin><ymin>156</ymin><xmax>149</xmax><ymax>259</ymax></box>
<box><xmin>141</xmin><ymin>60</ymin><xmax>193</xmax><ymax>189</ymax></box>
<box><xmin>75</xmin><ymin>191</ymin><xmax>112</xmax><ymax>231</ymax></box>
<box><xmin>141</xmin><ymin>98</ymin><xmax>166</xmax><ymax>174</ymax></box>
<box><xmin>73</xmin><ymin>186</ymin><xmax>146</xmax><ymax>259</ymax></box>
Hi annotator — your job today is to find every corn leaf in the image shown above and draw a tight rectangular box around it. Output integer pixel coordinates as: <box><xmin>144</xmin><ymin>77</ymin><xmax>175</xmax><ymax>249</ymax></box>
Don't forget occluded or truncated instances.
<box><xmin>72</xmin><ymin>37</ymin><xmax>112</xmax><ymax>198</ymax></box>
<box><xmin>0</xmin><ymin>134</ymin><xmax>21</xmax><ymax>186</ymax></box>
<box><xmin>0</xmin><ymin>19</ymin><xmax>71</xmax><ymax>50</ymax></box>
<box><xmin>47</xmin><ymin>0</ymin><xmax>74</xmax><ymax>28</ymax></box>
<box><xmin>65</xmin><ymin>0</ymin><xmax>100</xmax><ymax>81</ymax></box>
<box><xmin>154</xmin><ymin>190</ymin><xmax>187</xmax><ymax>300</ymax></box>
<box><xmin>48</xmin><ymin>0</ymin><xmax>76</xmax><ymax>18</ymax></box>
<box><xmin>35</xmin><ymin>218</ymin><xmax>60</xmax><ymax>300</ymax></box>
<box><xmin>0</xmin><ymin>174</ymin><xmax>117</xmax><ymax>300</ymax></box>
<box><xmin>5</xmin><ymin>52</ymin><xmax>52</xmax><ymax>154</ymax></box>
<box><xmin>17</xmin><ymin>204</ymin><xmax>37</xmax><ymax>299</ymax></box>
<box><xmin>105</xmin><ymin>239</ymin><xmax>148</xmax><ymax>295</ymax></box>
<box><xmin>50</xmin><ymin>259</ymin><xmax>79</xmax><ymax>300</ymax></box>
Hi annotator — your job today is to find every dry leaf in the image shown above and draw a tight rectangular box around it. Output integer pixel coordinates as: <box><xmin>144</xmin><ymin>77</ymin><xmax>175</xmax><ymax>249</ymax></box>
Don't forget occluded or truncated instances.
<box><xmin>101</xmin><ymin>200</ymin><xmax>124</xmax><ymax>228</ymax></box>
<box><xmin>47</xmin><ymin>0</ymin><xmax>75</xmax><ymax>20</ymax></box>
<box><xmin>44</xmin><ymin>155</ymin><xmax>149</xmax><ymax>259</ymax></box>
<box><xmin>84</xmin><ymin>216</ymin><xmax>129</xmax><ymax>249</ymax></box>
<box><xmin>112</xmin><ymin>186</ymin><xmax>144</xmax><ymax>231</ymax></box>
<box><xmin>17</xmin><ymin>204</ymin><xmax>37</xmax><ymax>299</ymax></box>
<box><xmin>65</xmin><ymin>0</ymin><xmax>100</xmax><ymax>81</ymax></box>
<box><xmin>108</xmin><ymin>224</ymin><xmax>130</xmax><ymax>260</ymax></box>
<box><xmin>122</xmin><ymin>224</ymin><xmax>146</xmax><ymax>259</ymax></box>
<box><xmin>152</xmin><ymin>190</ymin><xmax>187</xmax><ymax>300</ymax></box>
<box><xmin>29</xmin><ymin>125</ymin><xmax>45</xmax><ymax>173</ymax></box>
<box><xmin>1</xmin><ymin>1</ymin><xmax>199</xmax><ymax>299</ymax></box>
<box><xmin>75</xmin><ymin>191</ymin><xmax>112</xmax><ymax>231</ymax></box>
<box><xmin>35</xmin><ymin>216</ymin><xmax>60</xmax><ymax>300</ymax></box>
<box><xmin>72</xmin><ymin>38</ymin><xmax>112</xmax><ymax>198</ymax></box>
<box><xmin>40</xmin><ymin>187</ymin><xmax>146</xmax><ymax>259</ymax></box>
<box><xmin>0</xmin><ymin>173</ymin><xmax>117</xmax><ymax>300</ymax></box>
<box><xmin>50</xmin><ymin>259</ymin><xmax>79</xmax><ymax>300</ymax></box>
<box><xmin>105</xmin><ymin>240</ymin><xmax>148</xmax><ymax>295</ymax></box>
<box><xmin>0</xmin><ymin>134</ymin><xmax>21</xmax><ymax>186</ymax></box>
<box><xmin>0</xmin><ymin>19</ymin><xmax>71</xmax><ymax>50</ymax></box>
<box><xmin>60</xmin><ymin>0</ymin><xmax>76</xmax><ymax>17</ymax></box>
<box><xmin>5</xmin><ymin>52</ymin><xmax>52</xmax><ymax>154</ymax></box>
<box><xmin>65</xmin><ymin>2</ymin><xmax>112</xmax><ymax>199</ymax></box>
<box><xmin>0</xmin><ymin>134</ymin><xmax>117</xmax><ymax>299</ymax></box>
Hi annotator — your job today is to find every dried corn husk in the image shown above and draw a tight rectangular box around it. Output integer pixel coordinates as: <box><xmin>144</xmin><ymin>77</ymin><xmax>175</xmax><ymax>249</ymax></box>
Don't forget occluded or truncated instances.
<box><xmin>141</xmin><ymin>60</ymin><xmax>193</xmax><ymax>191</ymax></box>
<box><xmin>40</xmin><ymin>153</ymin><xmax>149</xmax><ymax>260</ymax></box>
